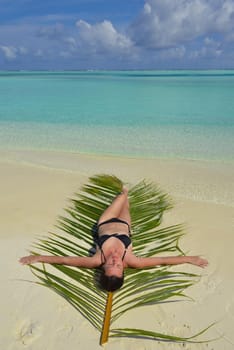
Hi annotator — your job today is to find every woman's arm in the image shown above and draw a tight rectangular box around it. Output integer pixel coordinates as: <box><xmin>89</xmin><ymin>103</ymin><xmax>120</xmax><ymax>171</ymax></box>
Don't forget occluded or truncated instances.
<box><xmin>19</xmin><ymin>254</ymin><xmax>99</xmax><ymax>268</ymax></box>
<box><xmin>128</xmin><ymin>255</ymin><xmax>208</xmax><ymax>269</ymax></box>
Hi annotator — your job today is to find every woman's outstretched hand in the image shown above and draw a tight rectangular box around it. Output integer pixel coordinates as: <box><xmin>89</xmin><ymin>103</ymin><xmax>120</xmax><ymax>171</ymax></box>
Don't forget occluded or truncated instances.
<box><xmin>19</xmin><ymin>255</ymin><xmax>40</xmax><ymax>265</ymax></box>
<box><xmin>189</xmin><ymin>256</ymin><xmax>208</xmax><ymax>268</ymax></box>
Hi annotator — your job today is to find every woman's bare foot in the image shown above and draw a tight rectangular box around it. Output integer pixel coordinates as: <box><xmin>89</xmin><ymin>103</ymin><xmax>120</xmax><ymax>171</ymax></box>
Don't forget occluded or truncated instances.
<box><xmin>122</xmin><ymin>186</ymin><xmax>128</xmax><ymax>195</ymax></box>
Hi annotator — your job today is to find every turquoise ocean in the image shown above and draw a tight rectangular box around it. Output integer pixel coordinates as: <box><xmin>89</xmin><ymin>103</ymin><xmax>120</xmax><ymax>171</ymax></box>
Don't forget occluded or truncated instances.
<box><xmin>0</xmin><ymin>70</ymin><xmax>233</xmax><ymax>161</ymax></box>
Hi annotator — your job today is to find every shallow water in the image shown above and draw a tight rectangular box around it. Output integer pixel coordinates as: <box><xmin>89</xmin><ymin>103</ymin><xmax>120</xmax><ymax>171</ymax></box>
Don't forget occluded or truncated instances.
<box><xmin>0</xmin><ymin>70</ymin><xmax>233</xmax><ymax>161</ymax></box>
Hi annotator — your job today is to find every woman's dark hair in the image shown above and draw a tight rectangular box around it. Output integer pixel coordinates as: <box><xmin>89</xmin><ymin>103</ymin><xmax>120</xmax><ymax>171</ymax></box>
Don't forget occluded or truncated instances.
<box><xmin>99</xmin><ymin>272</ymin><xmax>124</xmax><ymax>292</ymax></box>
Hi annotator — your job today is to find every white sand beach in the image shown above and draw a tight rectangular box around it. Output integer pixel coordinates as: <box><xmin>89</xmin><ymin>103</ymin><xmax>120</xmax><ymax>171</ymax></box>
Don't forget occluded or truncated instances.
<box><xmin>0</xmin><ymin>149</ymin><xmax>234</xmax><ymax>350</ymax></box>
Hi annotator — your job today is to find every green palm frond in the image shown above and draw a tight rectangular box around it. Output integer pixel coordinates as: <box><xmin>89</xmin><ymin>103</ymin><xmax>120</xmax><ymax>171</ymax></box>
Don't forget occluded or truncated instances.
<box><xmin>28</xmin><ymin>174</ymin><xmax>210</xmax><ymax>345</ymax></box>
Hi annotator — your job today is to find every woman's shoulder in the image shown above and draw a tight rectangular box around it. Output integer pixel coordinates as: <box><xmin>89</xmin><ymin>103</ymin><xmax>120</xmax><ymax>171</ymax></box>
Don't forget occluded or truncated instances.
<box><xmin>85</xmin><ymin>250</ymin><xmax>102</xmax><ymax>266</ymax></box>
<box><xmin>124</xmin><ymin>250</ymin><xmax>139</xmax><ymax>267</ymax></box>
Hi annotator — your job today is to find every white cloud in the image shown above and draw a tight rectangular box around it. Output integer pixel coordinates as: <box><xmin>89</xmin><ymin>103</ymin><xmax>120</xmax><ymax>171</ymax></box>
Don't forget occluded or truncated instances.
<box><xmin>0</xmin><ymin>44</ymin><xmax>29</xmax><ymax>60</ymax></box>
<box><xmin>129</xmin><ymin>0</ymin><xmax>234</xmax><ymax>49</ymax></box>
<box><xmin>190</xmin><ymin>36</ymin><xmax>223</xmax><ymax>59</ymax></box>
<box><xmin>64</xmin><ymin>36</ymin><xmax>77</xmax><ymax>50</ymax></box>
<box><xmin>76</xmin><ymin>19</ymin><xmax>133</xmax><ymax>54</ymax></box>
<box><xmin>0</xmin><ymin>45</ymin><xmax>18</xmax><ymax>59</ymax></box>
<box><xmin>216</xmin><ymin>0</ymin><xmax>234</xmax><ymax>32</ymax></box>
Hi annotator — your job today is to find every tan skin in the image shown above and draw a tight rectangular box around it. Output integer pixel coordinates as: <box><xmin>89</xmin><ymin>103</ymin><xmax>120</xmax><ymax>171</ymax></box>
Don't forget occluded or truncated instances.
<box><xmin>19</xmin><ymin>188</ymin><xmax>208</xmax><ymax>276</ymax></box>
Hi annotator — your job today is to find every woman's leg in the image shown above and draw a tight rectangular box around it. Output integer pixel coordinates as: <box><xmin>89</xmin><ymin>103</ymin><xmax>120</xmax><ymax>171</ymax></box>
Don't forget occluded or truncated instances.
<box><xmin>98</xmin><ymin>188</ymin><xmax>128</xmax><ymax>225</ymax></box>
<box><xmin>118</xmin><ymin>193</ymin><xmax>131</xmax><ymax>228</ymax></box>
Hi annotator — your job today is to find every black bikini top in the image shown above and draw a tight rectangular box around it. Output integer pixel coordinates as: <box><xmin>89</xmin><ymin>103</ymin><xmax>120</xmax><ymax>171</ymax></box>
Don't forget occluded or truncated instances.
<box><xmin>95</xmin><ymin>217</ymin><xmax>132</xmax><ymax>264</ymax></box>
<box><xmin>96</xmin><ymin>233</ymin><xmax>131</xmax><ymax>249</ymax></box>
<box><xmin>96</xmin><ymin>234</ymin><xmax>131</xmax><ymax>264</ymax></box>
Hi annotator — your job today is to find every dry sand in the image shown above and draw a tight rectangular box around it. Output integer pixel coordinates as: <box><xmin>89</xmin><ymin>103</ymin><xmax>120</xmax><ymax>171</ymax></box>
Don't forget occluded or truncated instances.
<box><xmin>0</xmin><ymin>149</ymin><xmax>233</xmax><ymax>350</ymax></box>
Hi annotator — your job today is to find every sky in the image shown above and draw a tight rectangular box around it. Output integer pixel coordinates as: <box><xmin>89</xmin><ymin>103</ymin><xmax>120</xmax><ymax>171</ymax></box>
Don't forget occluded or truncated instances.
<box><xmin>0</xmin><ymin>0</ymin><xmax>234</xmax><ymax>70</ymax></box>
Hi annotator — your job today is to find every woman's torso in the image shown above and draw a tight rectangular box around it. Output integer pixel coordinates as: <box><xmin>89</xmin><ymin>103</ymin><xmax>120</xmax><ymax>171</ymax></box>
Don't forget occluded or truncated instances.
<box><xmin>96</xmin><ymin>220</ymin><xmax>133</xmax><ymax>266</ymax></box>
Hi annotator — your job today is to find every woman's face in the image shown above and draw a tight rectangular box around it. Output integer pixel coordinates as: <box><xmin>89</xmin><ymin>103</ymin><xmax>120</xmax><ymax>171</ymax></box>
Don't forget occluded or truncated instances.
<box><xmin>103</xmin><ymin>254</ymin><xmax>124</xmax><ymax>277</ymax></box>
